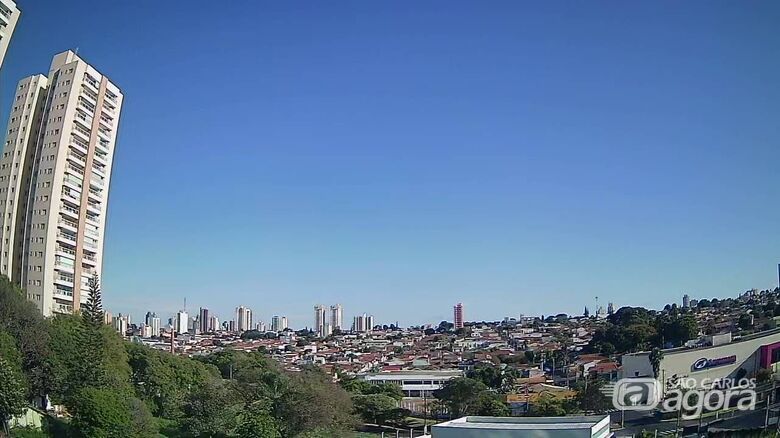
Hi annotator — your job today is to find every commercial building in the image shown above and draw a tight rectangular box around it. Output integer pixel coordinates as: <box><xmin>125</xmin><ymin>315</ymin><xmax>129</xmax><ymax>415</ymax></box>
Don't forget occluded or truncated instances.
<box><xmin>360</xmin><ymin>370</ymin><xmax>463</xmax><ymax>398</ymax></box>
<box><xmin>622</xmin><ymin>328</ymin><xmax>780</xmax><ymax>390</ymax></box>
<box><xmin>454</xmin><ymin>303</ymin><xmax>464</xmax><ymax>329</ymax></box>
<box><xmin>428</xmin><ymin>415</ymin><xmax>611</xmax><ymax>438</ymax></box>
<box><xmin>0</xmin><ymin>0</ymin><xmax>20</xmax><ymax>69</ymax></box>
<box><xmin>0</xmin><ymin>50</ymin><xmax>123</xmax><ymax>315</ymax></box>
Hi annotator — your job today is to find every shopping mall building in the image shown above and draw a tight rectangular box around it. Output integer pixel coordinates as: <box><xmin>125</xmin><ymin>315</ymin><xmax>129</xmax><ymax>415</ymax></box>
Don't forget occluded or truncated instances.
<box><xmin>621</xmin><ymin>328</ymin><xmax>780</xmax><ymax>390</ymax></box>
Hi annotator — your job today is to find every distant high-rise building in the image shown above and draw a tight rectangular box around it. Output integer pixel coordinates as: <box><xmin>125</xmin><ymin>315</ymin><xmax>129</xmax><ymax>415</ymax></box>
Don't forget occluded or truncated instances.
<box><xmin>255</xmin><ymin>321</ymin><xmax>266</xmax><ymax>332</ymax></box>
<box><xmin>271</xmin><ymin>315</ymin><xmax>281</xmax><ymax>332</ymax></box>
<box><xmin>352</xmin><ymin>313</ymin><xmax>373</xmax><ymax>333</ymax></box>
<box><xmin>144</xmin><ymin>311</ymin><xmax>155</xmax><ymax>326</ymax></box>
<box><xmin>150</xmin><ymin>316</ymin><xmax>161</xmax><ymax>338</ymax></box>
<box><xmin>271</xmin><ymin>315</ymin><xmax>288</xmax><ymax>332</ymax></box>
<box><xmin>235</xmin><ymin>306</ymin><xmax>252</xmax><ymax>332</ymax></box>
<box><xmin>453</xmin><ymin>303</ymin><xmax>464</xmax><ymax>329</ymax></box>
<box><xmin>0</xmin><ymin>0</ymin><xmax>20</xmax><ymax>69</ymax></box>
<box><xmin>330</xmin><ymin>304</ymin><xmax>343</xmax><ymax>331</ymax></box>
<box><xmin>113</xmin><ymin>313</ymin><xmax>128</xmax><ymax>335</ymax></box>
<box><xmin>0</xmin><ymin>50</ymin><xmax>123</xmax><ymax>316</ymax></box>
<box><xmin>607</xmin><ymin>302</ymin><xmax>615</xmax><ymax>315</ymax></box>
<box><xmin>314</xmin><ymin>304</ymin><xmax>326</xmax><ymax>337</ymax></box>
<box><xmin>682</xmin><ymin>294</ymin><xmax>690</xmax><ymax>309</ymax></box>
<box><xmin>175</xmin><ymin>310</ymin><xmax>188</xmax><ymax>334</ymax></box>
<box><xmin>209</xmin><ymin>316</ymin><xmax>219</xmax><ymax>332</ymax></box>
<box><xmin>199</xmin><ymin>307</ymin><xmax>210</xmax><ymax>332</ymax></box>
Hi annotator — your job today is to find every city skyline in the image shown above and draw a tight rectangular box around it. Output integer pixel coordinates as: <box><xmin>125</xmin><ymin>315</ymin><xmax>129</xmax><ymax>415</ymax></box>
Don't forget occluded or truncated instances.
<box><xmin>1</xmin><ymin>2</ymin><xmax>778</xmax><ymax>326</ymax></box>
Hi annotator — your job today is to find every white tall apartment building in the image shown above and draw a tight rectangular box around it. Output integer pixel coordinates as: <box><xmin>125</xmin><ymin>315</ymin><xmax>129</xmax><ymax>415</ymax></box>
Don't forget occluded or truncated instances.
<box><xmin>314</xmin><ymin>304</ymin><xmax>326</xmax><ymax>337</ymax></box>
<box><xmin>271</xmin><ymin>315</ymin><xmax>288</xmax><ymax>332</ymax></box>
<box><xmin>236</xmin><ymin>305</ymin><xmax>252</xmax><ymax>332</ymax></box>
<box><xmin>0</xmin><ymin>0</ymin><xmax>20</xmax><ymax>69</ymax></box>
<box><xmin>175</xmin><ymin>310</ymin><xmax>188</xmax><ymax>334</ymax></box>
<box><xmin>0</xmin><ymin>51</ymin><xmax>123</xmax><ymax>316</ymax></box>
<box><xmin>330</xmin><ymin>304</ymin><xmax>343</xmax><ymax>331</ymax></box>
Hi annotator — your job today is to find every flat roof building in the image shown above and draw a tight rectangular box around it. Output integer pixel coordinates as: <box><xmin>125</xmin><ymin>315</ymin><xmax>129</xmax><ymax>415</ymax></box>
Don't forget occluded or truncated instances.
<box><xmin>429</xmin><ymin>415</ymin><xmax>611</xmax><ymax>438</ymax></box>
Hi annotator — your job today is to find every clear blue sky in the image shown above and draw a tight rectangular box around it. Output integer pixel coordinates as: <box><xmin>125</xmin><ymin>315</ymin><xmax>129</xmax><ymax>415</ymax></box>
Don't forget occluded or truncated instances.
<box><xmin>2</xmin><ymin>1</ymin><xmax>779</xmax><ymax>328</ymax></box>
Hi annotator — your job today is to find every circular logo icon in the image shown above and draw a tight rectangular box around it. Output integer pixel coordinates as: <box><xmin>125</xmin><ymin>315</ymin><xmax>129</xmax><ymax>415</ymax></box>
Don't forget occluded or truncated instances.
<box><xmin>692</xmin><ymin>358</ymin><xmax>708</xmax><ymax>370</ymax></box>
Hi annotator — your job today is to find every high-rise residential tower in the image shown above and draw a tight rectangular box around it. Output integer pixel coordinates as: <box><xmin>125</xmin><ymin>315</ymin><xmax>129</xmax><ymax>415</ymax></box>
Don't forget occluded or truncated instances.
<box><xmin>314</xmin><ymin>304</ymin><xmax>326</xmax><ymax>337</ymax></box>
<box><xmin>0</xmin><ymin>51</ymin><xmax>123</xmax><ymax>316</ymax></box>
<box><xmin>0</xmin><ymin>0</ymin><xmax>20</xmax><ymax>69</ymax></box>
<box><xmin>453</xmin><ymin>303</ymin><xmax>464</xmax><ymax>329</ymax></box>
<box><xmin>199</xmin><ymin>307</ymin><xmax>210</xmax><ymax>332</ymax></box>
<box><xmin>330</xmin><ymin>304</ymin><xmax>343</xmax><ymax>331</ymax></box>
<box><xmin>235</xmin><ymin>306</ymin><xmax>252</xmax><ymax>332</ymax></box>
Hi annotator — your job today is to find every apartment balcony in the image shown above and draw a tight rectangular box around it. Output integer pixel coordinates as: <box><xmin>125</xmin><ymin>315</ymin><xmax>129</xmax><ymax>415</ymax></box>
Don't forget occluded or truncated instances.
<box><xmin>75</xmin><ymin>110</ymin><xmax>93</xmax><ymax>126</ymax></box>
<box><xmin>56</xmin><ymin>232</ymin><xmax>77</xmax><ymax>245</ymax></box>
<box><xmin>63</xmin><ymin>174</ymin><xmax>83</xmax><ymax>191</ymax></box>
<box><xmin>86</xmin><ymin>202</ymin><xmax>101</xmax><ymax>214</ymax></box>
<box><xmin>54</xmin><ymin>273</ymin><xmax>75</xmax><ymax>287</ymax></box>
<box><xmin>60</xmin><ymin>203</ymin><xmax>80</xmax><ymax>220</ymax></box>
<box><xmin>55</xmin><ymin>244</ymin><xmax>76</xmax><ymax>258</ymax></box>
<box><xmin>87</xmin><ymin>186</ymin><xmax>102</xmax><ymax>201</ymax></box>
<box><xmin>82</xmin><ymin>253</ymin><xmax>97</xmax><ymax>266</ymax></box>
<box><xmin>89</xmin><ymin>174</ymin><xmax>105</xmax><ymax>189</ymax></box>
<box><xmin>85</xmin><ymin>214</ymin><xmax>100</xmax><ymax>225</ymax></box>
<box><xmin>70</xmin><ymin>139</ymin><xmax>89</xmax><ymax>156</ymax></box>
<box><xmin>92</xmin><ymin>164</ymin><xmax>106</xmax><ymax>178</ymax></box>
<box><xmin>77</xmin><ymin>101</ymin><xmax>96</xmax><ymax>118</ymax></box>
<box><xmin>61</xmin><ymin>194</ymin><xmax>80</xmax><ymax>207</ymax></box>
<box><xmin>53</xmin><ymin>286</ymin><xmax>74</xmax><ymax>300</ymax></box>
<box><xmin>67</xmin><ymin>151</ymin><xmax>86</xmax><ymax>167</ymax></box>
<box><xmin>84</xmin><ymin>240</ymin><xmax>98</xmax><ymax>250</ymax></box>
<box><xmin>58</xmin><ymin>217</ymin><xmax>78</xmax><ymax>232</ymax></box>
<box><xmin>93</xmin><ymin>152</ymin><xmax>108</xmax><ymax>166</ymax></box>
<box><xmin>95</xmin><ymin>141</ymin><xmax>110</xmax><ymax>155</ymax></box>
<box><xmin>71</xmin><ymin>128</ymin><xmax>91</xmax><ymax>144</ymax></box>
<box><xmin>80</xmin><ymin>88</ymin><xmax>98</xmax><ymax>105</ymax></box>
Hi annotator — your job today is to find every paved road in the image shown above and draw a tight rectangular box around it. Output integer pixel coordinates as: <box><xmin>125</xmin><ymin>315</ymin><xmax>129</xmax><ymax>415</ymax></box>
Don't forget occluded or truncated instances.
<box><xmin>609</xmin><ymin>404</ymin><xmax>780</xmax><ymax>436</ymax></box>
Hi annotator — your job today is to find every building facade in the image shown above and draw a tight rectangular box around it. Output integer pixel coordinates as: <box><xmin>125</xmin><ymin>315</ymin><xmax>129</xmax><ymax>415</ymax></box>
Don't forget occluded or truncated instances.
<box><xmin>622</xmin><ymin>328</ymin><xmax>780</xmax><ymax>391</ymax></box>
<box><xmin>454</xmin><ymin>303</ymin><xmax>464</xmax><ymax>329</ymax></box>
<box><xmin>314</xmin><ymin>304</ymin><xmax>326</xmax><ymax>337</ymax></box>
<box><xmin>0</xmin><ymin>0</ymin><xmax>19</xmax><ymax>69</ymax></box>
<box><xmin>0</xmin><ymin>51</ymin><xmax>123</xmax><ymax>316</ymax></box>
<box><xmin>330</xmin><ymin>304</ymin><xmax>343</xmax><ymax>331</ymax></box>
<box><xmin>235</xmin><ymin>306</ymin><xmax>252</xmax><ymax>332</ymax></box>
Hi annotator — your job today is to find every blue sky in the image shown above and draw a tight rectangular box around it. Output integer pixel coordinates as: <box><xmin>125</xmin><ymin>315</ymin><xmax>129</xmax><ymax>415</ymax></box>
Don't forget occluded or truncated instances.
<box><xmin>2</xmin><ymin>1</ymin><xmax>779</xmax><ymax>327</ymax></box>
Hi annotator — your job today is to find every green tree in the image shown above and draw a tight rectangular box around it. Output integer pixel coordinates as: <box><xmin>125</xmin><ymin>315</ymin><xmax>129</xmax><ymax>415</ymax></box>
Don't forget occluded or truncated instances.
<box><xmin>649</xmin><ymin>348</ymin><xmax>664</xmax><ymax>379</ymax></box>
<box><xmin>81</xmin><ymin>273</ymin><xmax>104</xmax><ymax>330</ymax></box>
<box><xmin>434</xmin><ymin>377</ymin><xmax>487</xmax><ymax>418</ymax></box>
<box><xmin>70</xmin><ymin>387</ymin><xmax>133</xmax><ymax>438</ymax></box>
<box><xmin>236</xmin><ymin>402</ymin><xmax>281</xmax><ymax>438</ymax></box>
<box><xmin>574</xmin><ymin>379</ymin><xmax>611</xmax><ymax>413</ymax></box>
<box><xmin>0</xmin><ymin>276</ymin><xmax>52</xmax><ymax>399</ymax></box>
<box><xmin>182</xmin><ymin>379</ymin><xmax>241</xmax><ymax>437</ymax></box>
<box><xmin>530</xmin><ymin>393</ymin><xmax>572</xmax><ymax>416</ymax></box>
<box><xmin>473</xmin><ymin>392</ymin><xmax>510</xmax><ymax>416</ymax></box>
<box><xmin>0</xmin><ymin>356</ymin><xmax>26</xmax><ymax>436</ymax></box>
<box><xmin>350</xmin><ymin>393</ymin><xmax>408</xmax><ymax>426</ymax></box>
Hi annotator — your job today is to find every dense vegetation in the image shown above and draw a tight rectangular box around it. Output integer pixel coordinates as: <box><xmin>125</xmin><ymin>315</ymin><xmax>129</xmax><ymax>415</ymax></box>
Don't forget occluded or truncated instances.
<box><xmin>0</xmin><ymin>276</ymin><xmax>356</xmax><ymax>437</ymax></box>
